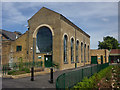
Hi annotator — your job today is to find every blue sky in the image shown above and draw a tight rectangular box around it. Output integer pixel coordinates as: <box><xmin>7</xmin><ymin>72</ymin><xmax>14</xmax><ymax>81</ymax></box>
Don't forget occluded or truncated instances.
<box><xmin>1</xmin><ymin>2</ymin><xmax>118</xmax><ymax>49</ymax></box>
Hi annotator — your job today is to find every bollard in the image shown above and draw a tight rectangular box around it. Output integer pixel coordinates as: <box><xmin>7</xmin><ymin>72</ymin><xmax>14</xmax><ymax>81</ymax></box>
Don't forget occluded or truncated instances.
<box><xmin>75</xmin><ymin>63</ymin><xmax>77</xmax><ymax>68</ymax></box>
<box><xmin>49</xmin><ymin>67</ymin><xmax>53</xmax><ymax>83</ymax></box>
<box><xmin>31</xmin><ymin>67</ymin><xmax>34</xmax><ymax>81</ymax></box>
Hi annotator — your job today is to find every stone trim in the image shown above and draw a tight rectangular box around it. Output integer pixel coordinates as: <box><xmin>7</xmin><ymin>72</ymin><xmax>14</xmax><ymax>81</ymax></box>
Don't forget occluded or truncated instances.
<box><xmin>33</xmin><ymin>24</ymin><xmax>54</xmax><ymax>38</ymax></box>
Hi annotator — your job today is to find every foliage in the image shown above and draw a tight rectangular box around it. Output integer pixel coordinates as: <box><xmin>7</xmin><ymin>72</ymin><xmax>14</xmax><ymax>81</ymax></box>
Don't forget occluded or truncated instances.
<box><xmin>19</xmin><ymin>67</ymin><xmax>30</xmax><ymax>73</ymax></box>
<box><xmin>8</xmin><ymin>70</ymin><xmax>16</xmax><ymax>75</ymax></box>
<box><xmin>73</xmin><ymin>66</ymin><xmax>113</xmax><ymax>88</ymax></box>
<box><xmin>52</xmin><ymin>62</ymin><xmax>59</xmax><ymax>69</ymax></box>
<box><xmin>98</xmin><ymin>36</ymin><xmax>120</xmax><ymax>50</ymax></box>
<box><xmin>8</xmin><ymin>67</ymin><xmax>30</xmax><ymax>75</ymax></box>
<box><xmin>18</xmin><ymin>57</ymin><xmax>23</xmax><ymax>70</ymax></box>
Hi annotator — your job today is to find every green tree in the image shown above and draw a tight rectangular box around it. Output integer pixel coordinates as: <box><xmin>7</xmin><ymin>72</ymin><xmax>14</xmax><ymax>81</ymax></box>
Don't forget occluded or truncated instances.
<box><xmin>98</xmin><ymin>36</ymin><xmax>120</xmax><ymax>50</ymax></box>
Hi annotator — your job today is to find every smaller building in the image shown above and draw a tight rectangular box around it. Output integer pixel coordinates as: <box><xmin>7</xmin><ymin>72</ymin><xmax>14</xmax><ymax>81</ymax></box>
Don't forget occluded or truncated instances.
<box><xmin>0</xmin><ymin>29</ymin><xmax>22</xmax><ymax>65</ymax></box>
<box><xmin>90</xmin><ymin>49</ymin><xmax>109</xmax><ymax>64</ymax></box>
<box><xmin>109</xmin><ymin>49</ymin><xmax>120</xmax><ymax>63</ymax></box>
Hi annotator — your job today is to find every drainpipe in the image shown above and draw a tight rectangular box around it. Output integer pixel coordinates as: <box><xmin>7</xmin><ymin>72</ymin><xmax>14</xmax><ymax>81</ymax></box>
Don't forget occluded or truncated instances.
<box><xmin>33</xmin><ymin>38</ymin><xmax>35</xmax><ymax>65</ymax></box>
<box><xmin>75</xmin><ymin>28</ymin><xmax>77</xmax><ymax>68</ymax></box>
<box><xmin>105</xmin><ymin>49</ymin><xmax>106</xmax><ymax>63</ymax></box>
<box><xmin>31</xmin><ymin>38</ymin><xmax>35</xmax><ymax>81</ymax></box>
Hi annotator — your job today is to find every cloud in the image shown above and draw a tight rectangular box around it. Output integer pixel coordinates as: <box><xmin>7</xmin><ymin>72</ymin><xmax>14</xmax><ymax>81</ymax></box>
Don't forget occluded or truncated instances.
<box><xmin>2</xmin><ymin>2</ymin><xmax>27</xmax><ymax>25</ymax></box>
<box><xmin>102</xmin><ymin>18</ymin><xmax>109</xmax><ymax>22</ymax></box>
<box><xmin>1</xmin><ymin>2</ymin><xmax>118</xmax><ymax>49</ymax></box>
<box><xmin>1</xmin><ymin>0</ymin><xmax>120</xmax><ymax>2</ymax></box>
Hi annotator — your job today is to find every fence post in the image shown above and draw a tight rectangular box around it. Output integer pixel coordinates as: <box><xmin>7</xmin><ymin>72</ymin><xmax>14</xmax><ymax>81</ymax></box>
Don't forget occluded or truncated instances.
<box><xmin>97</xmin><ymin>64</ymin><xmax>98</xmax><ymax>73</ymax></box>
<box><xmin>82</xmin><ymin>69</ymin><xmax>84</xmax><ymax>79</ymax></box>
<box><xmin>91</xmin><ymin>66</ymin><xmax>92</xmax><ymax>76</ymax></box>
<box><xmin>63</xmin><ymin>73</ymin><xmax>65</xmax><ymax>89</ymax></box>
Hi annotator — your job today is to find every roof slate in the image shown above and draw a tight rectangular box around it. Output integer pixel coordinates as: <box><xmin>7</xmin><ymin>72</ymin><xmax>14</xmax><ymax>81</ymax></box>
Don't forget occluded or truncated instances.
<box><xmin>110</xmin><ymin>49</ymin><xmax>120</xmax><ymax>55</ymax></box>
<box><xmin>0</xmin><ymin>29</ymin><xmax>16</xmax><ymax>40</ymax></box>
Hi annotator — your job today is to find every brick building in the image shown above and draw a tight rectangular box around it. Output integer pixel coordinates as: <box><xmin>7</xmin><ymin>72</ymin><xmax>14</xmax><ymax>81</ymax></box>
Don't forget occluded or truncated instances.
<box><xmin>109</xmin><ymin>49</ymin><xmax>120</xmax><ymax>63</ymax></box>
<box><xmin>0</xmin><ymin>29</ymin><xmax>22</xmax><ymax>65</ymax></box>
<box><xmin>90</xmin><ymin>49</ymin><xmax>109</xmax><ymax>64</ymax></box>
<box><xmin>1</xmin><ymin>7</ymin><xmax>90</xmax><ymax>70</ymax></box>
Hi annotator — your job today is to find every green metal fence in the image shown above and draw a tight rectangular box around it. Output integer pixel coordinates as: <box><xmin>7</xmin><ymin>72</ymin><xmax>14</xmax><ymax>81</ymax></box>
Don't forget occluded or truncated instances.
<box><xmin>2</xmin><ymin>61</ymin><xmax>43</xmax><ymax>75</ymax></box>
<box><xmin>56</xmin><ymin>63</ymin><xmax>109</xmax><ymax>89</ymax></box>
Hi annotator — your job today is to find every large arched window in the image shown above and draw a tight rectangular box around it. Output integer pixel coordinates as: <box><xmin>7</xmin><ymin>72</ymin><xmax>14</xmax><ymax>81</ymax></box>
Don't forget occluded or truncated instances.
<box><xmin>36</xmin><ymin>26</ymin><xmax>52</xmax><ymax>53</ymax></box>
<box><xmin>64</xmin><ymin>35</ymin><xmax>68</xmax><ymax>63</ymax></box>
<box><xmin>76</xmin><ymin>40</ymin><xmax>79</xmax><ymax>62</ymax></box>
<box><xmin>84</xmin><ymin>44</ymin><xmax>86</xmax><ymax>62</ymax></box>
<box><xmin>88</xmin><ymin>45</ymin><xmax>89</xmax><ymax>62</ymax></box>
<box><xmin>81</xmin><ymin>42</ymin><xmax>83</xmax><ymax>63</ymax></box>
<box><xmin>71</xmin><ymin>38</ymin><xmax>74</xmax><ymax>63</ymax></box>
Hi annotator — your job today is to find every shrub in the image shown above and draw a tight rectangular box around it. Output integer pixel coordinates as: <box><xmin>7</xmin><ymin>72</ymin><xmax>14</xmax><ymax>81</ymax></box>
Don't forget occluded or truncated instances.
<box><xmin>20</xmin><ymin>68</ymin><xmax>30</xmax><ymax>73</ymax></box>
<box><xmin>8</xmin><ymin>70</ymin><xmax>16</xmax><ymax>75</ymax></box>
<box><xmin>8</xmin><ymin>67</ymin><xmax>30</xmax><ymax>75</ymax></box>
<box><xmin>73</xmin><ymin>65</ymin><xmax>113</xmax><ymax>89</ymax></box>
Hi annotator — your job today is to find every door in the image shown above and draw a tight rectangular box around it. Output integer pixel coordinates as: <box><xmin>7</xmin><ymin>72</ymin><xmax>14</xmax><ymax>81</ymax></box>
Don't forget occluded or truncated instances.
<box><xmin>101</xmin><ymin>56</ymin><xmax>103</xmax><ymax>64</ymax></box>
<box><xmin>44</xmin><ymin>55</ymin><xmax>52</xmax><ymax>67</ymax></box>
<box><xmin>91</xmin><ymin>56</ymin><xmax>97</xmax><ymax>64</ymax></box>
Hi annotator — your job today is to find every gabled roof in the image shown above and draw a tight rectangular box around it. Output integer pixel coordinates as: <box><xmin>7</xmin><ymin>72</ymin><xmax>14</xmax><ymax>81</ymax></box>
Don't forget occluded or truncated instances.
<box><xmin>110</xmin><ymin>49</ymin><xmax>120</xmax><ymax>56</ymax></box>
<box><xmin>29</xmin><ymin>7</ymin><xmax>90</xmax><ymax>38</ymax></box>
<box><xmin>0</xmin><ymin>29</ymin><xmax>16</xmax><ymax>40</ymax></box>
<box><xmin>60</xmin><ymin>14</ymin><xmax>90</xmax><ymax>38</ymax></box>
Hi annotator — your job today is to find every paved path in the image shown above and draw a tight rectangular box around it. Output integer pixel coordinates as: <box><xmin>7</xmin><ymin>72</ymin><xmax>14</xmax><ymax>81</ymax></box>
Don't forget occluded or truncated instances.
<box><xmin>2</xmin><ymin>64</ymin><xmax>95</xmax><ymax>89</ymax></box>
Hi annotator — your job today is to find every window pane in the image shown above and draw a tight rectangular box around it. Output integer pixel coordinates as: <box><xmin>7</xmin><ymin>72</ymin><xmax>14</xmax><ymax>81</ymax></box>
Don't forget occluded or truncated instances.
<box><xmin>64</xmin><ymin>35</ymin><xmax>67</xmax><ymax>63</ymax></box>
<box><xmin>36</xmin><ymin>26</ymin><xmax>52</xmax><ymax>53</ymax></box>
<box><xmin>16</xmin><ymin>46</ymin><xmax>22</xmax><ymax>52</ymax></box>
<box><xmin>76</xmin><ymin>40</ymin><xmax>79</xmax><ymax>62</ymax></box>
<box><xmin>81</xmin><ymin>43</ymin><xmax>83</xmax><ymax>63</ymax></box>
<box><xmin>71</xmin><ymin>38</ymin><xmax>74</xmax><ymax>63</ymax></box>
<box><xmin>84</xmin><ymin>44</ymin><xmax>86</xmax><ymax>62</ymax></box>
<box><xmin>88</xmin><ymin>46</ymin><xmax>89</xmax><ymax>62</ymax></box>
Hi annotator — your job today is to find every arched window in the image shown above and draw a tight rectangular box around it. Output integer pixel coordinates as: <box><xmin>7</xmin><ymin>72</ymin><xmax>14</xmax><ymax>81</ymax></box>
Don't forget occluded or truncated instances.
<box><xmin>88</xmin><ymin>45</ymin><xmax>89</xmax><ymax>62</ymax></box>
<box><xmin>84</xmin><ymin>44</ymin><xmax>86</xmax><ymax>62</ymax></box>
<box><xmin>81</xmin><ymin>42</ymin><xmax>83</xmax><ymax>63</ymax></box>
<box><xmin>36</xmin><ymin>26</ymin><xmax>52</xmax><ymax>53</ymax></box>
<box><xmin>71</xmin><ymin>38</ymin><xmax>74</xmax><ymax>63</ymax></box>
<box><xmin>76</xmin><ymin>40</ymin><xmax>79</xmax><ymax>62</ymax></box>
<box><xmin>64</xmin><ymin>35</ymin><xmax>68</xmax><ymax>63</ymax></box>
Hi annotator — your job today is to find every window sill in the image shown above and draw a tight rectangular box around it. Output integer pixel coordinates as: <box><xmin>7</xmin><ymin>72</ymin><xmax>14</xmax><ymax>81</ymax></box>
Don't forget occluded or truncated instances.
<box><xmin>64</xmin><ymin>62</ymin><xmax>68</xmax><ymax>64</ymax></box>
<box><xmin>16</xmin><ymin>51</ymin><xmax>22</xmax><ymax>52</ymax></box>
<box><xmin>71</xmin><ymin>62</ymin><xmax>75</xmax><ymax>64</ymax></box>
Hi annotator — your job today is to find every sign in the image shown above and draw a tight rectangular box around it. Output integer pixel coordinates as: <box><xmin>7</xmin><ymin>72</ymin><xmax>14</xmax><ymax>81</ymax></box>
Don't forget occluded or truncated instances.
<box><xmin>38</xmin><ymin>56</ymin><xmax>41</xmax><ymax>59</ymax></box>
<box><xmin>98</xmin><ymin>57</ymin><xmax>101</xmax><ymax>59</ymax></box>
<box><xmin>46</xmin><ymin>57</ymin><xmax>48</xmax><ymax>61</ymax></box>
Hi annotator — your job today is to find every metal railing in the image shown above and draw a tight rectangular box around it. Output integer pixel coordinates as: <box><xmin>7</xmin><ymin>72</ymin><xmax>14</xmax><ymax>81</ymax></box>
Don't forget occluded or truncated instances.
<box><xmin>56</xmin><ymin>63</ymin><xmax>109</xmax><ymax>89</ymax></box>
<box><xmin>2</xmin><ymin>61</ymin><xmax>43</xmax><ymax>75</ymax></box>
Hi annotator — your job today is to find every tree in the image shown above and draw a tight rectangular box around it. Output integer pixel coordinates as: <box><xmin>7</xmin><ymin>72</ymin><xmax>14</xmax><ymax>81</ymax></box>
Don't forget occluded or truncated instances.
<box><xmin>98</xmin><ymin>36</ymin><xmax>120</xmax><ymax>50</ymax></box>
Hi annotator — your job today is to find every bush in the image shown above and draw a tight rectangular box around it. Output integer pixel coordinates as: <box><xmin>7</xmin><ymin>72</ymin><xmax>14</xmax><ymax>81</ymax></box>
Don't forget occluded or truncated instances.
<box><xmin>8</xmin><ymin>70</ymin><xmax>16</xmax><ymax>75</ymax></box>
<box><xmin>20</xmin><ymin>68</ymin><xmax>30</xmax><ymax>73</ymax></box>
<box><xmin>8</xmin><ymin>67</ymin><xmax>30</xmax><ymax>75</ymax></box>
<box><xmin>73</xmin><ymin>66</ymin><xmax>113</xmax><ymax>89</ymax></box>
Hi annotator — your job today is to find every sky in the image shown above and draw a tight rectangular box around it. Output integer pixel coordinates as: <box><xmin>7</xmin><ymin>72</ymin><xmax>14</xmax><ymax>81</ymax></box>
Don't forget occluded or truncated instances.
<box><xmin>1</xmin><ymin>1</ymin><xmax>118</xmax><ymax>49</ymax></box>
